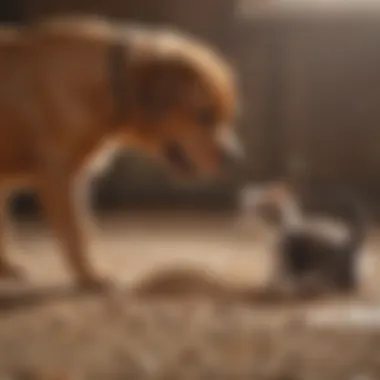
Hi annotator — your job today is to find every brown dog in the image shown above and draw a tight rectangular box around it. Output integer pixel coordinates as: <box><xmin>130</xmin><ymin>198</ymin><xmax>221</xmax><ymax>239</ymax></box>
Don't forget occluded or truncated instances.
<box><xmin>0</xmin><ymin>16</ymin><xmax>242</xmax><ymax>289</ymax></box>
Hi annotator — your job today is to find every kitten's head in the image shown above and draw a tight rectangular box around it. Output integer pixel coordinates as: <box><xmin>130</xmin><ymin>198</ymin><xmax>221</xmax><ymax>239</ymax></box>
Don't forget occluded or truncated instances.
<box><xmin>238</xmin><ymin>182</ymin><xmax>301</xmax><ymax>234</ymax></box>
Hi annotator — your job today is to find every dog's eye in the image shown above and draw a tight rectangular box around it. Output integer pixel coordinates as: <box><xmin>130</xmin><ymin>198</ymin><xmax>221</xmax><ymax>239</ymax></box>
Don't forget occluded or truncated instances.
<box><xmin>196</xmin><ymin>107</ymin><xmax>217</xmax><ymax>128</ymax></box>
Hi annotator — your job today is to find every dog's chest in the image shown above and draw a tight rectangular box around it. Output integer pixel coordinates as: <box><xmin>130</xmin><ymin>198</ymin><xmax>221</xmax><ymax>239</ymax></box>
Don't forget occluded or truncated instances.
<box><xmin>81</xmin><ymin>139</ymin><xmax>123</xmax><ymax>179</ymax></box>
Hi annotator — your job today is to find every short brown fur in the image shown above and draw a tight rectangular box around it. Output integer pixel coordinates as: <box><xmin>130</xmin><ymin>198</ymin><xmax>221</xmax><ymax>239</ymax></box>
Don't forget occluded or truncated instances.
<box><xmin>0</xmin><ymin>16</ymin><xmax>238</xmax><ymax>289</ymax></box>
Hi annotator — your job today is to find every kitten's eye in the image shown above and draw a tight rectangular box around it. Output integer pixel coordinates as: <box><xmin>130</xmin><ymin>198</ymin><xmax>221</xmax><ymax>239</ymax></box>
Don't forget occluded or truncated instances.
<box><xmin>196</xmin><ymin>107</ymin><xmax>217</xmax><ymax>128</ymax></box>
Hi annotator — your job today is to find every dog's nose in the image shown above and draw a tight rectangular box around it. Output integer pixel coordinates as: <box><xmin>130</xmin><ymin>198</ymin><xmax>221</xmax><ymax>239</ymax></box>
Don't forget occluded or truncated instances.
<box><xmin>217</xmin><ymin>127</ymin><xmax>245</xmax><ymax>168</ymax></box>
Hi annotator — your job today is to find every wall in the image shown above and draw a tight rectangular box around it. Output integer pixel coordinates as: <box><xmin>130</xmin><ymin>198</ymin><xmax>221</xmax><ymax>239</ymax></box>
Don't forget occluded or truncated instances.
<box><xmin>10</xmin><ymin>1</ymin><xmax>380</xmax><ymax>214</ymax></box>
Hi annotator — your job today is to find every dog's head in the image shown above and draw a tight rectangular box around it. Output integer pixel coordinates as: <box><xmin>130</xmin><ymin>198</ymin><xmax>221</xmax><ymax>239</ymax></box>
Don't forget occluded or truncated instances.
<box><xmin>124</xmin><ymin>31</ymin><xmax>243</xmax><ymax>179</ymax></box>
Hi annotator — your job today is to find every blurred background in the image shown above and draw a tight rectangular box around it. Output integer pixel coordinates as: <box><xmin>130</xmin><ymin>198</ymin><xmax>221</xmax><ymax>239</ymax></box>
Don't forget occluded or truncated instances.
<box><xmin>2</xmin><ymin>2</ymin><xmax>380</xmax><ymax>378</ymax></box>
<box><xmin>4</xmin><ymin>0</ymin><xmax>380</xmax><ymax>219</ymax></box>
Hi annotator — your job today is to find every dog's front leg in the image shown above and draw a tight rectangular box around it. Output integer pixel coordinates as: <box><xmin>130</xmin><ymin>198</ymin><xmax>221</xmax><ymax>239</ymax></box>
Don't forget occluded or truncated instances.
<box><xmin>36</xmin><ymin>165</ymin><xmax>109</xmax><ymax>291</ymax></box>
<box><xmin>0</xmin><ymin>190</ymin><xmax>23</xmax><ymax>279</ymax></box>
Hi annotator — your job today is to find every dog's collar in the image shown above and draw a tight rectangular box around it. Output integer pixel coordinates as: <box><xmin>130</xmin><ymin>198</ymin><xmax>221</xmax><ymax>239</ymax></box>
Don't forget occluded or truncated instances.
<box><xmin>108</xmin><ymin>40</ymin><xmax>132</xmax><ymax>126</ymax></box>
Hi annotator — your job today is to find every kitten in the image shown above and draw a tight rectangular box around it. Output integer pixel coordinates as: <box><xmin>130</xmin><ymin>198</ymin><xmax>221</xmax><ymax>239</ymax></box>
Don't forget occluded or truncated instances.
<box><xmin>239</xmin><ymin>182</ymin><xmax>368</xmax><ymax>295</ymax></box>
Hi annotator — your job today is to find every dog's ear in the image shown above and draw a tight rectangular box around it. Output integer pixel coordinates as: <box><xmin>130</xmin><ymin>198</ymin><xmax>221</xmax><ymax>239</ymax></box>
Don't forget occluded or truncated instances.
<box><xmin>135</xmin><ymin>57</ymin><xmax>193</xmax><ymax>123</ymax></box>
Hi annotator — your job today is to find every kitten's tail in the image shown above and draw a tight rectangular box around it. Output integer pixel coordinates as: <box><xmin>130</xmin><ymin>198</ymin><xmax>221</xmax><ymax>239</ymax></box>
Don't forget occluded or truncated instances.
<box><xmin>131</xmin><ymin>266</ymin><xmax>293</xmax><ymax>303</ymax></box>
<box><xmin>315</xmin><ymin>188</ymin><xmax>369</xmax><ymax>253</ymax></box>
<box><xmin>341</xmin><ymin>192</ymin><xmax>369</xmax><ymax>253</ymax></box>
<box><xmin>328</xmin><ymin>189</ymin><xmax>369</xmax><ymax>291</ymax></box>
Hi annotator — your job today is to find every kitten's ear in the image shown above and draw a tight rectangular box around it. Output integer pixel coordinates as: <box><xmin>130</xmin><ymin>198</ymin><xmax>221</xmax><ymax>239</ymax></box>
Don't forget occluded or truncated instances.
<box><xmin>270</xmin><ymin>182</ymin><xmax>293</xmax><ymax>202</ymax></box>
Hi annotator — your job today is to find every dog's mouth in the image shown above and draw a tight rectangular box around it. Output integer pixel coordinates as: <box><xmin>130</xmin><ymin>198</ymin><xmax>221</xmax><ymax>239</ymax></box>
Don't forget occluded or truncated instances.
<box><xmin>163</xmin><ymin>141</ymin><xmax>196</xmax><ymax>175</ymax></box>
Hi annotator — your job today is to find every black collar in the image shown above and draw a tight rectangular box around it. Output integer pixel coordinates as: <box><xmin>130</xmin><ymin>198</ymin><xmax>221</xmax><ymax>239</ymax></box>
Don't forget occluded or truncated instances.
<box><xmin>108</xmin><ymin>40</ymin><xmax>131</xmax><ymax>125</ymax></box>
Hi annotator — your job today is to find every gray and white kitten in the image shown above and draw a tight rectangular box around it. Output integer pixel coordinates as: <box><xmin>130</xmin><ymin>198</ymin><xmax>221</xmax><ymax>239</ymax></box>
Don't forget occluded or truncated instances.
<box><xmin>238</xmin><ymin>182</ymin><xmax>368</xmax><ymax>295</ymax></box>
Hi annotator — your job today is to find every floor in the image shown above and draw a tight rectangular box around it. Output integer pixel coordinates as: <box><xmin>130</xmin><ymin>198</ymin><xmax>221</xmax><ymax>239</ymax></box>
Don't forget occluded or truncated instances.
<box><xmin>0</xmin><ymin>212</ymin><xmax>379</xmax><ymax>379</ymax></box>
